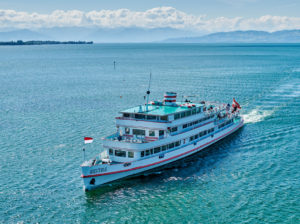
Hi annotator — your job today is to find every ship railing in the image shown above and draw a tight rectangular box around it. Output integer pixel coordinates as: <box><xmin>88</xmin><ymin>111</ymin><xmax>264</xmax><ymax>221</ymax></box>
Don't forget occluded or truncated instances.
<box><xmin>116</xmin><ymin>116</ymin><xmax>170</xmax><ymax>123</ymax></box>
<box><xmin>104</xmin><ymin>133</ymin><xmax>150</xmax><ymax>143</ymax></box>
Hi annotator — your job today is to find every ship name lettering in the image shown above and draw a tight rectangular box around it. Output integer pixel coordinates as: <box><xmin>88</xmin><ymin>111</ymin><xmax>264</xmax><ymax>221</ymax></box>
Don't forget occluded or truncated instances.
<box><xmin>90</xmin><ymin>167</ymin><xmax>107</xmax><ymax>174</ymax></box>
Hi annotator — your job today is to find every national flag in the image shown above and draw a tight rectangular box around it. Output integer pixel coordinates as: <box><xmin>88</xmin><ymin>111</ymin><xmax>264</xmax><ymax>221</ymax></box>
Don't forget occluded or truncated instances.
<box><xmin>232</xmin><ymin>98</ymin><xmax>241</xmax><ymax>109</ymax></box>
<box><xmin>84</xmin><ymin>137</ymin><xmax>93</xmax><ymax>144</ymax></box>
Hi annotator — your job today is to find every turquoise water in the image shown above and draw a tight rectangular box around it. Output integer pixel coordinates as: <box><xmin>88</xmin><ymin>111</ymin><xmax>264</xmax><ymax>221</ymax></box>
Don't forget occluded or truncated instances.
<box><xmin>0</xmin><ymin>44</ymin><xmax>299</xmax><ymax>223</ymax></box>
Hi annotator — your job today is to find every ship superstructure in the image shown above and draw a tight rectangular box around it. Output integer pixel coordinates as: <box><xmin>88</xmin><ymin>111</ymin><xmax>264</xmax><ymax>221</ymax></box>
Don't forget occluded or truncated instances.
<box><xmin>81</xmin><ymin>92</ymin><xmax>243</xmax><ymax>191</ymax></box>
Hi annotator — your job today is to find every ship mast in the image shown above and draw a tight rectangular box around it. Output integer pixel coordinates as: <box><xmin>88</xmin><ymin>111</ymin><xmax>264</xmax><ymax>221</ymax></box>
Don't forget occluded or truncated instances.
<box><xmin>146</xmin><ymin>72</ymin><xmax>152</xmax><ymax>112</ymax></box>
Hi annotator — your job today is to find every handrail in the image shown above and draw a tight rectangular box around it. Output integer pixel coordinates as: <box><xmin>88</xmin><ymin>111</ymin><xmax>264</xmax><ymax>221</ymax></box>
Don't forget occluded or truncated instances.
<box><xmin>116</xmin><ymin>116</ymin><xmax>170</xmax><ymax>123</ymax></box>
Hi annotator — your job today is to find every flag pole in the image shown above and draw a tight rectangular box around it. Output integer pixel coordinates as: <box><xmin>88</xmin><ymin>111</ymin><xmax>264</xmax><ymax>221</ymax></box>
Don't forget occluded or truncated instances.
<box><xmin>83</xmin><ymin>148</ymin><xmax>85</xmax><ymax>161</ymax></box>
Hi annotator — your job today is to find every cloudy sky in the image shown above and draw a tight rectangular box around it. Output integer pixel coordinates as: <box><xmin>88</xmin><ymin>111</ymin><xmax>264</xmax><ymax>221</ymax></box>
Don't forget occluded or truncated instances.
<box><xmin>0</xmin><ymin>0</ymin><xmax>300</xmax><ymax>32</ymax></box>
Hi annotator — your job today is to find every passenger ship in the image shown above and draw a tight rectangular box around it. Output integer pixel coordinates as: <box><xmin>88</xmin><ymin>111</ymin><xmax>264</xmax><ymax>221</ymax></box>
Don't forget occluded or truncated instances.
<box><xmin>81</xmin><ymin>92</ymin><xmax>244</xmax><ymax>191</ymax></box>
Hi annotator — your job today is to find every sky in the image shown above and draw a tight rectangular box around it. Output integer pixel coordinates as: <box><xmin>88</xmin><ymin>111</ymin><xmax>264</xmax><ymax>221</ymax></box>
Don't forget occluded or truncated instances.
<box><xmin>0</xmin><ymin>0</ymin><xmax>300</xmax><ymax>32</ymax></box>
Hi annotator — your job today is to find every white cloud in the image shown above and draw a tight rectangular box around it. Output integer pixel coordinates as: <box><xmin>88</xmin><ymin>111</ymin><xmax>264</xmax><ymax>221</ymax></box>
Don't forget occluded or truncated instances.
<box><xmin>0</xmin><ymin>7</ymin><xmax>300</xmax><ymax>32</ymax></box>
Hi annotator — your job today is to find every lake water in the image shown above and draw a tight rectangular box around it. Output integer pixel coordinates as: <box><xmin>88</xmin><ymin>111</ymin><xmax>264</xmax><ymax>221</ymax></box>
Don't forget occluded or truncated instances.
<box><xmin>0</xmin><ymin>44</ymin><xmax>299</xmax><ymax>223</ymax></box>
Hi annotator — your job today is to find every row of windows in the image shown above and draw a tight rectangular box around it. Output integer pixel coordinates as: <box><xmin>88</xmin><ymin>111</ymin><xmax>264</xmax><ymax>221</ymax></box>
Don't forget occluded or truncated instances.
<box><xmin>189</xmin><ymin>128</ymin><xmax>214</xmax><ymax>141</ymax></box>
<box><xmin>123</xmin><ymin>113</ymin><xmax>168</xmax><ymax>121</ymax></box>
<box><xmin>140</xmin><ymin>141</ymin><xmax>181</xmax><ymax>157</ymax></box>
<box><xmin>174</xmin><ymin>107</ymin><xmax>202</xmax><ymax>120</ymax></box>
<box><xmin>182</xmin><ymin>114</ymin><xmax>214</xmax><ymax>129</ymax></box>
<box><xmin>125</xmin><ymin>128</ymin><xmax>164</xmax><ymax>137</ymax></box>
<box><xmin>218</xmin><ymin>119</ymin><xmax>233</xmax><ymax>129</ymax></box>
<box><xmin>109</xmin><ymin>149</ymin><xmax>134</xmax><ymax>158</ymax></box>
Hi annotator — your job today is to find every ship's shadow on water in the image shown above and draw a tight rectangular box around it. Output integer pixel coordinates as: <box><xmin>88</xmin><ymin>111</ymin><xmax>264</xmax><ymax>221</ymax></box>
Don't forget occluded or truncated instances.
<box><xmin>84</xmin><ymin>127</ymin><xmax>244</xmax><ymax>200</ymax></box>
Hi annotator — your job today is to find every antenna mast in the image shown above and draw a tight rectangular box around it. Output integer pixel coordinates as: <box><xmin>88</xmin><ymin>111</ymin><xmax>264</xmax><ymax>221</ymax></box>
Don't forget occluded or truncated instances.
<box><xmin>146</xmin><ymin>72</ymin><xmax>152</xmax><ymax>112</ymax></box>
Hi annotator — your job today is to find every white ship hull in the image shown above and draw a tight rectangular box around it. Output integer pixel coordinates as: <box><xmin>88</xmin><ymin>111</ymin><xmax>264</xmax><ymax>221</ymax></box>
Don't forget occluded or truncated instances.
<box><xmin>81</xmin><ymin>119</ymin><xmax>244</xmax><ymax>191</ymax></box>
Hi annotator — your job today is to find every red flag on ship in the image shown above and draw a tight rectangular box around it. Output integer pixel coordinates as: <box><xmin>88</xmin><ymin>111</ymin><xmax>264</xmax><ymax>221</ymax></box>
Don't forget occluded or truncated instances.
<box><xmin>232</xmin><ymin>98</ymin><xmax>241</xmax><ymax>109</ymax></box>
<box><xmin>84</xmin><ymin>137</ymin><xmax>93</xmax><ymax>144</ymax></box>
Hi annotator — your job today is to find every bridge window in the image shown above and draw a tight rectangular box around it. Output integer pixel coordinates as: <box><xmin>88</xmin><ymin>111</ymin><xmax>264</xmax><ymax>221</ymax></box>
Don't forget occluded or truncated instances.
<box><xmin>147</xmin><ymin>115</ymin><xmax>156</xmax><ymax>120</ymax></box>
<box><xmin>115</xmin><ymin>150</ymin><xmax>126</xmax><ymax>157</ymax></box>
<box><xmin>161</xmin><ymin>115</ymin><xmax>168</xmax><ymax>121</ymax></box>
<box><xmin>109</xmin><ymin>148</ymin><xmax>114</xmax><ymax>155</ymax></box>
<box><xmin>135</xmin><ymin>114</ymin><xmax>145</xmax><ymax>119</ymax></box>
<box><xmin>123</xmin><ymin>113</ymin><xmax>130</xmax><ymax>117</ymax></box>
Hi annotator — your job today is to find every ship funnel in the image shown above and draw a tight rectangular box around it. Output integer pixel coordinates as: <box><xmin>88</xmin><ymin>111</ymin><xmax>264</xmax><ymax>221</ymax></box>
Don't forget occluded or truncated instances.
<box><xmin>164</xmin><ymin>92</ymin><xmax>177</xmax><ymax>105</ymax></box>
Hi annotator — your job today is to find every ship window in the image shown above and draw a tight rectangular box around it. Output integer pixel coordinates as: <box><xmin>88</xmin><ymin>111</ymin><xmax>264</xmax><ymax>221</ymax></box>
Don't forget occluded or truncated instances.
<box><xmin>175</xmin><ymin>141</ymin><xmax>181</xmax><ymax>147</ymax></box>
<box><xmin>109</xmin><ymin>148</ymin><xmax>114</xmax><ymax>155</ymax></box>
<box><xmin>147</xmin><ymin>115</ymin><xmax>156</xmax><ymax>120</ymax></box>
<box><xmin>161</xmin><ymin>145</ymin><xmax>167</xmax><ymax>151</ymax></box>
<box><xmin>197</xmin><ymin>107</ymin><xmax>201</xmax><ymax>113</ymax></box>
<box><xmin>186</xmin><ymin>111</ymin><xmax>192</xmax><ymax>116</ymax></box>
<box><xmin>192</xmin><ymin>108</ymin><xmax>196</xmax><ymax>115</ymax></box>
<box><xmin>123</xmin><ymin>113</ymin><xmax>130</xmax><ymax>117</ymax></box>
<box><xmin>115</xmin><ymin>150</ymin><xmax>126</xmax><ymax>157</ymax></box>
<box><xmin>135</xmin><ymin>114</ymin><xmax>145</xmax><ymax>119</ymax></box>
<box><xmin>141</xmin><ymin>151</ymin><xmax>144</xmax><ymax>157</ymax></box>
<box><xmin>171</xmin><ymin>127</ymin><xmax>178</xmax><ymax>132</ymax></box>
<box><xmin>128</xmin><ymin>151</ymin><xmax>134</xmax><ymax>158</ymax></box>
<box><xmin>194</xmin><ymin>120</ymin><xmax>198</xmax><ymax>125</ymax></box>
<box><xmin>150</xmin><ymin>149</ymin><xmax>153</xmax><ymax>154</ymax></box>
<box><xmin>149</xmin><ymin>130</ymin><xmax>155</xmax><ymax>136</ymax></box>
<box><xmin>195</xmin><ymin>134</ymin><xmax>199</xmax><ymax>139</ymax></box>
<box><xmin>181</xmin><ymin>112</ymin><xmax>186</xmax><ymax>118</ymax></box>
<box><xmin>161</xmin><ymin>115</ymin><xmax>168</xmax><ymax>121</ymax></box>
<box><xmin>159</xmin><ymin>130</ymin><xmax>164</xmax><ymax>136</ymax></box>
<box><xmin>183</xmin><ymin>124</ymin><xmax>188</xmax><ymax>129</ymax></box>
<box><xmin>174</xmin><ymin>113</ymin><xmax>180</xmax><ymax>120</ymax></box>
<box><xmin>189</xmin><ymin>122</ymin><xmax>193</xmax><ymax>127</ymax></box>
<box><xmin>154</xmin><ymin>147</ymin><xmax>161</xmax><ymax>153</ymax></box>
<box><xmin>133</xmin><ymin>129</ymin><xmax>145</xmax><ymax>136</ymax></box>
<box><xmin>125</xmin><ymin>128</ymin><xmax>130</xmax><ymax>134</ymax></box>
<box><xmin>204</xmin><ymin>130</ymin><xmax>207</xmax><ymax>135</ymax></box>
<box><xmin>190</xmin><ymin>136</ymin><xmax>194</xmax><ymax>141</ymax></box>
<box><xmin>168</xmin><ymin>143</ymin><xmax>174</xmax><ymax>149</ymax></box>
<box><xmin>145</xmin><ymin>150</ymin><xmax>150</xmax><ymax>156</ymax></box>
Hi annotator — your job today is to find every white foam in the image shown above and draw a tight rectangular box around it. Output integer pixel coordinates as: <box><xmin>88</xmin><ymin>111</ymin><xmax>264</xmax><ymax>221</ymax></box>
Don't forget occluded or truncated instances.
<box><xmin>242</xmin><ymin>108</ymin><xmax>274</xmax><ymax>124</ymax></box>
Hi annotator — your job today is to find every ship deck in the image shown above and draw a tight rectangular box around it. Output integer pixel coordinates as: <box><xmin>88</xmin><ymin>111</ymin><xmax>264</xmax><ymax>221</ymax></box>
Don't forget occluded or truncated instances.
<box><xmin>121</xmin><ymin>102</ymin><xmax>204</xmax><ymax>116</ymax></box>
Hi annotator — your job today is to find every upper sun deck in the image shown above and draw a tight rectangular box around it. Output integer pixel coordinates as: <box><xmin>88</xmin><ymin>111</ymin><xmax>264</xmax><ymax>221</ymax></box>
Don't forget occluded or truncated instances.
<box><xmin>121</xmin><ymin>102</ymin><xmax>203</xmax><ymax>116</ymax></box>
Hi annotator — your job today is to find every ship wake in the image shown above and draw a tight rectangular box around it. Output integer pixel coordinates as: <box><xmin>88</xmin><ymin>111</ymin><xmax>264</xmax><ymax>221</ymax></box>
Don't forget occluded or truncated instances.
<box><xmin>242</xmin><ymin>78</ymin><xmax>300</xmax><ymax>124</ymax></box>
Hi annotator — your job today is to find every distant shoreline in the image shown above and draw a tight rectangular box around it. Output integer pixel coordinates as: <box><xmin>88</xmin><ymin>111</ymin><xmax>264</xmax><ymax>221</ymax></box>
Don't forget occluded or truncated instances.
<box><xmin>0</xmin><ymin>40</ymin><xmax>93</xmax><ymax>46</ymax></box>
